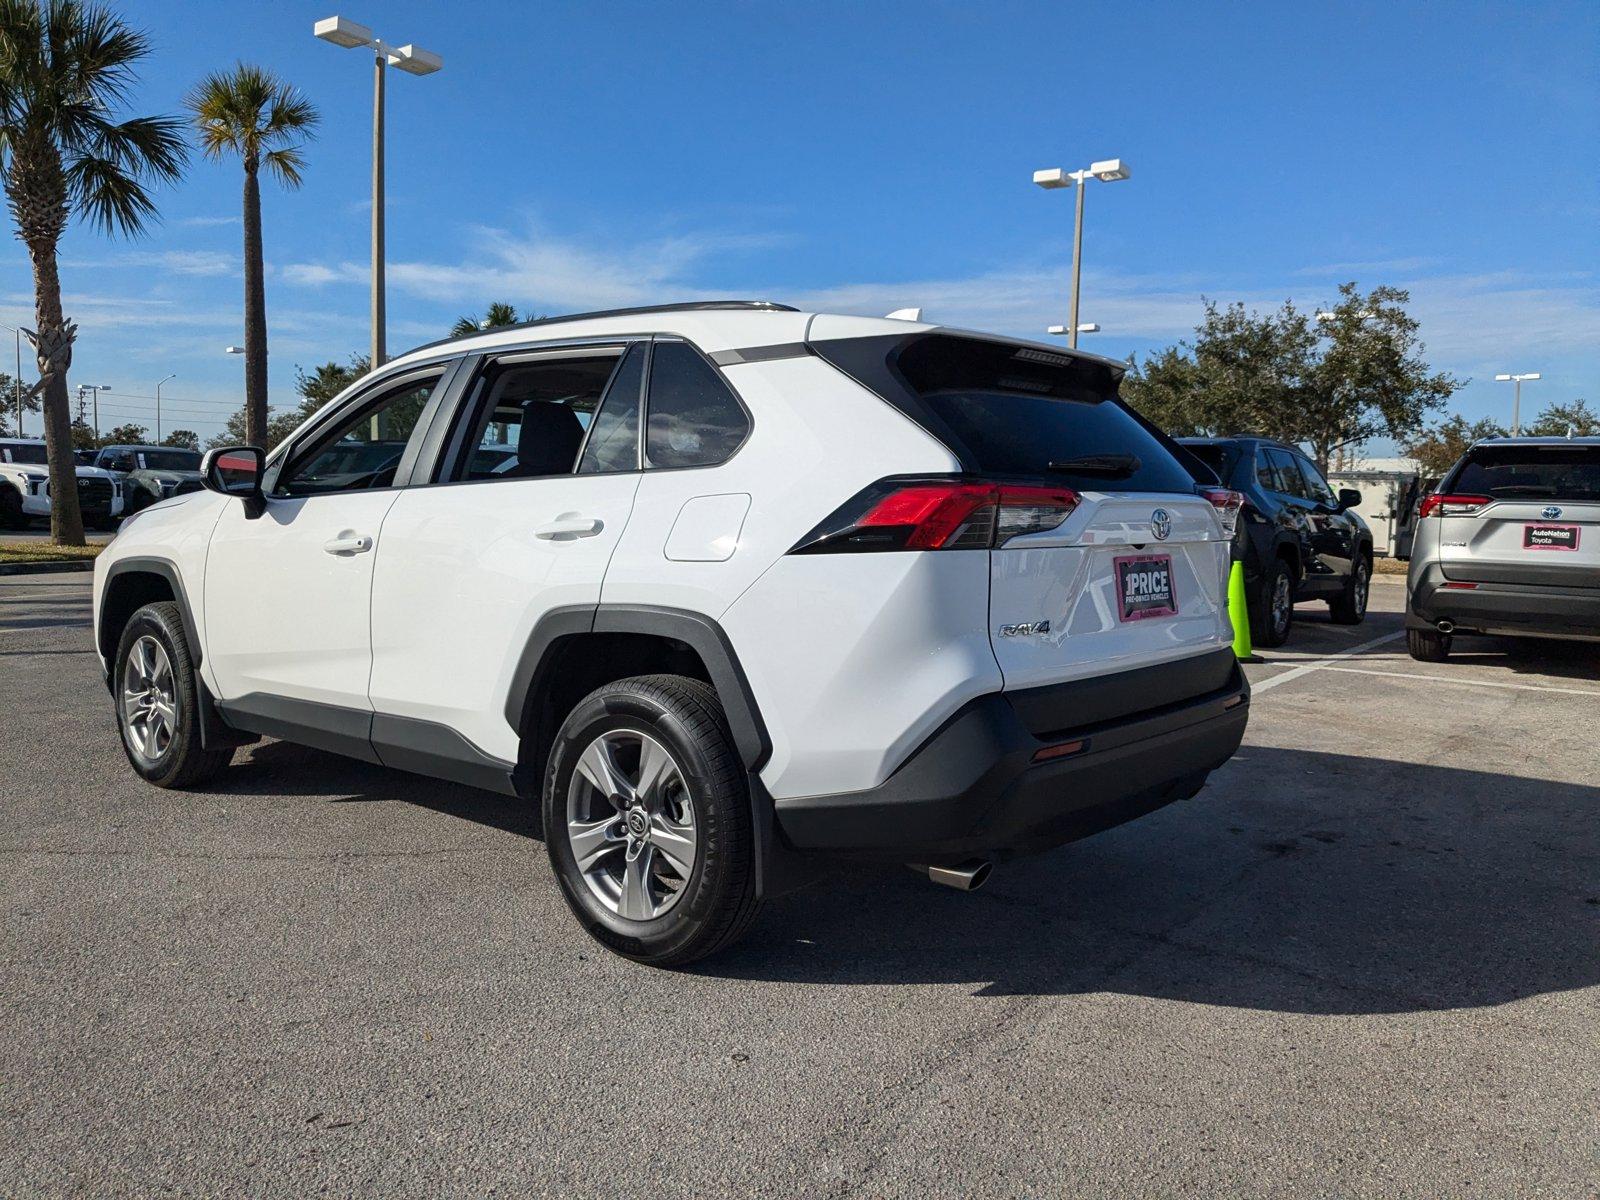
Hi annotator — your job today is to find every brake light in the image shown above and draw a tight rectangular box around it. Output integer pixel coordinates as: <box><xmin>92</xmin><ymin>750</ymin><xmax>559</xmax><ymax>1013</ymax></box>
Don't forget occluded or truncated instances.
<box><xmin>1419</xmin><ymin>493</ymin><xmax>1492</xmax><ymax>518</ymax></box>
<box><xmin>791</xmin><ymin>477</ymin><xmax>1080</xmax><ymax>553</ymax></box>
<box><xmin>1198</xmin><ymin>486</ymin><xmax>1244</xmax><ymax>539</ymax></box>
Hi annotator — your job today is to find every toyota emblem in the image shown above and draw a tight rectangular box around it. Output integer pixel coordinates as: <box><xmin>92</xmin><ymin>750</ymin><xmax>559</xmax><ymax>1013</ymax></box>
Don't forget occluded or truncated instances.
<box><xmin>1542</xmin><ymin>505</ymin><xmax>1563</xmax><ymax>519</ymax></box>
<box><xmin>1151</xmin><ymin>508</ymin><xmax>1172</xmax><ymax>541</ymax></box>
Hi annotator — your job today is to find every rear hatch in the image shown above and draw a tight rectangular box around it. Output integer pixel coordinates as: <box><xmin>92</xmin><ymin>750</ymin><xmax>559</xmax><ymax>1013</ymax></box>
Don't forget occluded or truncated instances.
<box><xmin>1433</xmin><ymin>443</ymin><xmax>1600</xmax><ymax>586</ymax></box>
<box><xmin>809</xmin><ymin>331</ymin><xmax>1234</xmax><ymax>696</ymax></box>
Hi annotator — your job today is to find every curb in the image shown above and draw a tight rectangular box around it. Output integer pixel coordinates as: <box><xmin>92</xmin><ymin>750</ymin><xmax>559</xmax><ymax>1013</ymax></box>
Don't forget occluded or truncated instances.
<box><xmin>0</xmin><ymin>559</ymin><xmax>97</xmax><ymax>577</ymax></box>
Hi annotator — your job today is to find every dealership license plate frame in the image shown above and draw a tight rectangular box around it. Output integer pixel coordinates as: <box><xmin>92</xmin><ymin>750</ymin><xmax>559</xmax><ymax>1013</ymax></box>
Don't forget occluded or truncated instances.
<box><xmin>1114</xmin><ymin>552</ymin><xmax>1178</xmax><ymax>622</ymax></box>
<box><xmin>1523</xmin><ymin>523</ymin><xmax>1581</xmax><ymax>552</ymax></box>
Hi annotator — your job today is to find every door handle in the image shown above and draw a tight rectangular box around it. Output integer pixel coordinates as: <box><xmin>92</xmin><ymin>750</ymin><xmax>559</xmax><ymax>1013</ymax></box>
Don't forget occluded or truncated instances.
<box><xmin>323</xmin><ymin>534</ymin><xmax>373</xmax><ymax>556</ymax></box>
<box><xmin>535</xmin><ymin>516</ymin><xmax>603</xmax><ymax>540</ymax></box>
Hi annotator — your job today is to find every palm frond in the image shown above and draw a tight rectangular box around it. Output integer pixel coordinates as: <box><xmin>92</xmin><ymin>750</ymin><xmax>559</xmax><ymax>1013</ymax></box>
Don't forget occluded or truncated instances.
<box><xmin>261</xmin><ymin>146</ymin><xmax>305</xmax><ymax>189</ymax></box>
<box><xmin>63</xmin><ymin>152</ymin><xmax>158</xmax><ymax>236</ymax></box>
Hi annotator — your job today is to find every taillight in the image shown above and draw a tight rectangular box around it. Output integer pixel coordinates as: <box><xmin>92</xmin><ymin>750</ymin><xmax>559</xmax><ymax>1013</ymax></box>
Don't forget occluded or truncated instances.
<box><xmin>790</xmin><ymin>477</ymin><xmax>1080</xmax><ymax>553</ymax></box>
<box><xmin>1419</xmin><ymin>493</ymin><xmax>1492</xmax><ymax>518</ymax></box>
<box><xmin>1198</xmin><ymin>486</ymin><xmax>1244</xmax><ymax>539</ymax></box>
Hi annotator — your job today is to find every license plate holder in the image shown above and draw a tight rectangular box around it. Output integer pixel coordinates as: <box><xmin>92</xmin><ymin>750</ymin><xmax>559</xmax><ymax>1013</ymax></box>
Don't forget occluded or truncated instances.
<box><xmin>1115</xmin><ymin>553</ymin><xmax>1178</xmax><ymax>621</ymax></box>
<box><xmin>1523</xmin><ymin>524</ymin><xmax>1580</xmax><ymax>551</ymax></box>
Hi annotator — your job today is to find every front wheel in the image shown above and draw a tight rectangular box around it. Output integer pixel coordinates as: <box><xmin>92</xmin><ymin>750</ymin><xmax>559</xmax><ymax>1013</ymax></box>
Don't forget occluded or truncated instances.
<box><xmin>0</xmin><ymin>483</ymin><xmax>25</xmax><ymax>530</ymax></box>
<box><xmin>1329</xmin><ymin>554</ymin><xmax>1370</xmax><ymax>624</ymax></box>
<box><xmin>544</xmin><ymin>674</ymin><xmax>761</xmax><ymax>967</ymax></box>
<box><xmin>114</xmin><ymin>602</ymin><xmax>234</xmax><ymax>788</ymax></box>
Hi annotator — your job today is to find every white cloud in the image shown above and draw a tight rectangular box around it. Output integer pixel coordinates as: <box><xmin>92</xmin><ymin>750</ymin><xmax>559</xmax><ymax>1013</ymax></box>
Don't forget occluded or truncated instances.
<box><xmin>174</xmin><ymin>215</ymin><xmax>239</xmax><ymax>228</ymax></box>
<box><xmin>62</xmin><ymin>249</ymin><xmax>235</xmax><ymax>277</ymax></box>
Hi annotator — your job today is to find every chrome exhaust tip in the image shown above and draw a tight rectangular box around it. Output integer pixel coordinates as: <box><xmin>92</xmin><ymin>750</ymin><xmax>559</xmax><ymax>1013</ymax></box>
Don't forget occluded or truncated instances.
<box><xmin>1437</xmin><ymin>619</ymin><xmax>1455</xmax><ymax>634</ymax></box>
<box><xmin>910</xmin><ymin>859</ymin><xmax>993</xmax><ymax>892</ymax></box>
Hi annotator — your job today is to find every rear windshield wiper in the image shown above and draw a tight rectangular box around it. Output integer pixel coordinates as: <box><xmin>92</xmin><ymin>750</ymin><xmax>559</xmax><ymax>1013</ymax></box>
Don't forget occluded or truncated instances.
<box><xmin>1047</xmin><ymin>453</ymin><xmax>1141</xmax><ymax>478</ymax></box>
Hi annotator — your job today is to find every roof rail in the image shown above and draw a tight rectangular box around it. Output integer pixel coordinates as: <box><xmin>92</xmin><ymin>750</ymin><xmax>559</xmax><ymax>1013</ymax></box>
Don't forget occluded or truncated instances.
<box><xmin>407</xmin><ymin>300</ymin><xmax>799</xmax><ymax>355</ymax></box>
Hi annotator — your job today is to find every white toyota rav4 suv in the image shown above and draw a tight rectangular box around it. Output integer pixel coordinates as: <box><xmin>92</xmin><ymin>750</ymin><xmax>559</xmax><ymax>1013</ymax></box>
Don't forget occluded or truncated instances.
<box><xmin>93</xmin><ymin>302</ymin><xmax>1249</xmax><ymax>965</ymax></box>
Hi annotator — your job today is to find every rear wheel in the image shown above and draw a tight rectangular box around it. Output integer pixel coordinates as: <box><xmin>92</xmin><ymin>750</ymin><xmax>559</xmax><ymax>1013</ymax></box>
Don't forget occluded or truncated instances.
<box><xmin>1329</xmin><ymin>553</ymin><xmax>1370</xmax><ymax>624</ymax></box>
<box><xmin>1251</xmin><ymin>557</ymin><xmax>1295</xmax><ymax>648</ymax></box>
<box><xmin>114</xmin><ymin>602</ymin><xmax>234</xmax><ymax>788</ymax></box>
<box><xmin>544</xmin><ymin>674</ymin><xmax>761</xmax><ymax>967</ymax></box>
<box><xmin>1407</xmin><ymin>627</ymin><xmax>1452</xmax><ymax>662</ymax></box>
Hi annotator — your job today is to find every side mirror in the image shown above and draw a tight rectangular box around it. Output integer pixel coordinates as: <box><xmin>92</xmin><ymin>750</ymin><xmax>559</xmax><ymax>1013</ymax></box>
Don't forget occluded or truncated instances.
<box><xmin>1337</xmin><ymin>488</ymin><xmax>1362</xmax><ymax>512</ymax></box>
<box><xmin>201</xmin><ymin>445</ymin><xmax>266</xmax><ymax>517</ymax></box>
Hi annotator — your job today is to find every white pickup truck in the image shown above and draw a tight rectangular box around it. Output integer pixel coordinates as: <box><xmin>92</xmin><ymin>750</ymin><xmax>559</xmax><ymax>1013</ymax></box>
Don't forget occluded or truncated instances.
<box><xmin>0</xmin><ymin>437</ymin><xmax>124</xmax><ymax>529</ymax></box>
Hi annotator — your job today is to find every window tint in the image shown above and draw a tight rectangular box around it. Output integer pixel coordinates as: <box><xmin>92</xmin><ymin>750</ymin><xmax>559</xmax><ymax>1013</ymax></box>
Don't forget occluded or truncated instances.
<box><xmin>889</xmin><ymin>335</ymin><xmax>1196</xmax><ymax>493</ymax></box>
<box><xmin>1294</xmin><ymin>455</ymin><xmax>1337</xmax><ymax>504</ymax></box>
<box><xmin>1182</xmin><ymin>442</ymin><xmax>1239</xmax><ymax>483</ymax></box>
<box><xmin>1450</xmin><ymin>445</ymin><xmax>1600</xmax><ymax>501</ymax></box>
<box><xmin>101</xmin><ymin>450</ymin><xmax>137</xmax><ymax>472</ymax></box>
<box><xmin>3</xmin><ymin>443</ymin><xmax>47</xmax><ymax>465</ymax></box>
<box><xmin>137</xmin><ymin>449</ymin><xmax>200</xmax><ymax>471</ymax></box>
<box><xmin>578</xmin><ymin>343</ymin><xmax>644</xmax><ymax>474</ymax></box>
<box><xmin>645</xmin><ymin>341</ymin><xmax>750</xmax><ymax>469</ymax></box>
<box><xmin>452</xmin><ymin>351</ymin><xmax>622</xmax><ymax>482</ymax></box>
<box><xmin>1254</xmin><ymin>450</ymin><xmax>1283</xmax><ymax>492</ymax></box>
<box><xmin>277</xmin><ymin>372</ymin><xmax>442</xmax><ymax>496</ymax></box>
<box><xmin>1264</xmin><ymin>449</ymin><xmax>1308</xmax><ymax>498</ymax></box>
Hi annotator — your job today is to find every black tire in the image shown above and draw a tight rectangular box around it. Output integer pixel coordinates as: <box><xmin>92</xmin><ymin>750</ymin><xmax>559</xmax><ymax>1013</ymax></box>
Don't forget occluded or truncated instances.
<box><xmin>1329</xmin><ymin>552</ymin><xmax>1371</xmax><ymax>625</ymax></box>
<box><xmin>1251</xmin><ymin>556</ymin><xmax>1295</xmax><ymax>648</ymax></box>
<box><xmin>544</xmin><ymin>674</ymin><xmax>761</xmax><ymax>967</ymax></box>
<box><xmin>113</xmin><ymin>601</ymin><xmax>233</xmax><ymax>788</ymax></box>
<box><xmin>0</xmin><ymin>482</ymin><xmax>25</xmax><ymax>530</ymax></box>
<box><xmin>1407</xmin><ymin>627</ymin><xmax>1452</xmax><ymax>662</ymax></box>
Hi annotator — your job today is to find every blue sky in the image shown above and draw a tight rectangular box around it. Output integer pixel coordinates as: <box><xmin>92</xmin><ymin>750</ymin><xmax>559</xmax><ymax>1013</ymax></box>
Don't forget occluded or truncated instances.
<box><xmin>4</xmin><ymin>0</ymin><xmax>1596</xmax><ymax>446</ymax></box>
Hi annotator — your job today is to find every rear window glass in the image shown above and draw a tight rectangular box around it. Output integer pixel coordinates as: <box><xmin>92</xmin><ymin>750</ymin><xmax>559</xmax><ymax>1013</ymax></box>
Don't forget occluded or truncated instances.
<box><xmin>893</xmin><ymin>336</ymin><xmax>1197</xmax><ymax>493</ymax></box>
<box><xmin>1180</xmin><ymin>442</ymin><xmax>1239</xmax><ymax>481</ymax></box>
<box><xmin>3</xmin><ymin>443</ymin><xmax>47</xmax><ymax>465</ymax></box>
<box><xmin>1449</xmin><ymin>445</ymin><xmax>1600</xmax><ymax>501</ymax></box>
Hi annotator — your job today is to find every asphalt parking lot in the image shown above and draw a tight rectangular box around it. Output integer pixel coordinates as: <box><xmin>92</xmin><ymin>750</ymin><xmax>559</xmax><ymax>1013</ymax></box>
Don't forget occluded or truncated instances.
<box><xmin>2</xmin><ymin>572</ymin><xmax>1597</xmax><ymax>1197</ymax></box>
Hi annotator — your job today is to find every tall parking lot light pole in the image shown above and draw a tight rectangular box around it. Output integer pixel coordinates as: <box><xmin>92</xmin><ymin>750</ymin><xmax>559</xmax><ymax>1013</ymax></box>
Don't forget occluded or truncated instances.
<box><xmin>314</xmin><ymin>16</ymin><xmax>442</xmax><ymax>370</ymax></box>
<box><xmin>155</xmin><ymin>374</ymin><xmax>176</xmax><ymax>443</ymax></box>
<box><xmin>1494</xmin><ymin>372</ymin><xmax>1540</xmax><ymax>436</ymax></box>
<box><xmin>0</xmin><ymin>323</ymin><xmax>23</xmax><ymax>434</ymax></box>
<box><xmin>79</xmin><ymin>384</ymin><xmax>112</xmax><ymax>441</ymax></box>
<box><xmin>1033</xmin><ymin>159</ymin><xmax>1130</xmax><ymax>350</ymax></box>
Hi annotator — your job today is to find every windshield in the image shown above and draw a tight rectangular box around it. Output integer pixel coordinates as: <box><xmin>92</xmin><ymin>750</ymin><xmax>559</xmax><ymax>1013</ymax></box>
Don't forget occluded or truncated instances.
<box><xmin>137</xmin><ymin>449</ymin><xmax>200</xmax><ymax>471</ymax></box>
<box><xmin>1449</xmin><ymin>445</ymin><xmax>1600</xmax><ymax>501</ymax></box>
<box><xmin>2</xmin><ymin>443</ymin><xmax>48</xmax><ymax>465</ymax></box>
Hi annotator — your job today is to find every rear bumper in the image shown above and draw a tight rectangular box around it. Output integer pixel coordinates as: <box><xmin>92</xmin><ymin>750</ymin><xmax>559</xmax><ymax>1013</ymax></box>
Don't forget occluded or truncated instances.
<box><xmin>774</xmin><ymin>651</ymin><xmax>1249</xmax><ymax>862</ymax></box>
<box><xmin>1408</xmin><ymin>562</ymin><xmax>1600</xmax><ymax>639</ymax></box>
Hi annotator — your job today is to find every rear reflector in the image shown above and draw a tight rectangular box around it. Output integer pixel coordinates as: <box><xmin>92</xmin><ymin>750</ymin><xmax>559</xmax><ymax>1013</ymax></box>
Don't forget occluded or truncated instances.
<box><xmin>1198</xmin><ymin>486</ymin><xmax>1244</xmax><ymax>539</ymax></box>
<box><xmin>1441</xmin><ymin>581</ymin><xmax>1480</xmax><ymax>590</ymax></box>
<box><xmin>1419</xmin><ymin>493</ymin><xmax>1493</xmax><ymax>518</ymax></box>
<box><xmin>791</xmin><ymin>477</ymin><xmax>1080</xmax><ymax>553</ymax></box>
<box><xmin>1031</xmin><ymin>738</ymin><xmax>1086</xmax><ymax>763</ymax></box>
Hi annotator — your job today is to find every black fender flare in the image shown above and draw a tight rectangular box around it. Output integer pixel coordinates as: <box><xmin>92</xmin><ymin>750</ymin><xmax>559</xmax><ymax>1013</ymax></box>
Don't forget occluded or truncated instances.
<box><xmin>504</xmin><ymin>603</ymin><xmax>771</xmax><ymax>772</ymax></box>
<box><xmin>100</xmin><ymin>555</ymin><xmax>202</xmax><ymax>666</ymax></box>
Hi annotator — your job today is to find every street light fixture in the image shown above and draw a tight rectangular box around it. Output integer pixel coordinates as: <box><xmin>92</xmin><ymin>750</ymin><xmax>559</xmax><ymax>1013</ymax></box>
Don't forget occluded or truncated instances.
<box><xmin>1033</xmin><ymin>158</ymin><xmax>1129</xmax><ymax>350</ymax></box>
<box><xmin>224</xmin><ymin>346</ymin><xmax>245</xmax><ymax>355</ymax></box>
<box><xmin>1494</xmin><ymin>372</ymin><xmax>1541</xmax><ymax>436</ymax></box>
<box><xmin>315</xmin><ymin>15</ymin><xmax>443</xmax><ymax>369</ymax></box>
<box><xmin>1048</xmin><ymin>323</ymin><xmax>1101</xmax><ymax>336</ymax></box>
<box><xmin>77</xmin><ymin>384</ymin><xmax>111</xmax><ymax>440</ymax></box>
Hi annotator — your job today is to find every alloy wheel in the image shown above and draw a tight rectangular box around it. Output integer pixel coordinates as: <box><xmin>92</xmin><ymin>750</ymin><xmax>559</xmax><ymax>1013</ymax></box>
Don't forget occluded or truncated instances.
<box><xmin>1354</xmin><ymin>563</ymin><xmax>1369</xmax><ymax>615</ymax></box>
<box><xmin>566</xmin><ymin>730</ymin><xmax>698</xmax><ymax>921</ymax></box>
<box><xmin>121</xmin><ymin>635</ymin><xmax>177</xmax><ymax>766</ymax></box>
<box><xmin>1272</xmin><ymin>573</ymin><xmax>1293</xmax><ymax>636</ymax></box>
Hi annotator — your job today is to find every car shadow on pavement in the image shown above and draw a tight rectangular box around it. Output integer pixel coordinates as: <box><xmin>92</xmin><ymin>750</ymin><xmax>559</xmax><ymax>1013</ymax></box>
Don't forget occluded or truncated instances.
<box><xmin>1443</xmin><ymin>637</ymin><xmax>1600</xmax><ymax>682</ymax></box>
<box><xmin>216</xmin><ymin>739</ymin><xmax>541</xmax><ymax>838</ymax></box>
<box><xmin>699</xmin><ymin>746</ymin><xmax>1600</xmax><ymax>1013</ymax></box>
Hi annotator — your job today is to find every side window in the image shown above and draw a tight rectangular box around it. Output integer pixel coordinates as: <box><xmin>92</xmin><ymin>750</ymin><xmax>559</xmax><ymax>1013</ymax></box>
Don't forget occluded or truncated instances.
<box><xmin>1294</xmin><ymin>455</ymin><xmax>1337</xmax><ymax>505</ymax></box>
<box><xmin>1254</xmin><ymin>450</ymin><xmax>1282</xmax><ymax>492</ymax></box>
<box><xmin>644</xmin><ymin>341</ymin><xmax>750</xmax><ymax>469</ymax></box>
<box><xmin>103</xmin><ymin>450</ymin><xmax>136</xmax><ymax>472</ymax></box>
<box><xmin>1265</xmin><ymin>449</ymin><xmax>1308</xmax><ymax>499</ymax></box>
<box><xmin>577</xmin><ymin>343</ymin><xmax>645</xmax><ymax>474</ymax></box>
<box><xmin>448</xmin><ymin>349</ymin><xmax>625</xmax><ymax>483</ymax></box>
<box><xmin>277</xmin><ymin>370</ymin><xmax>443</xmax><ymax>497</ymax></box>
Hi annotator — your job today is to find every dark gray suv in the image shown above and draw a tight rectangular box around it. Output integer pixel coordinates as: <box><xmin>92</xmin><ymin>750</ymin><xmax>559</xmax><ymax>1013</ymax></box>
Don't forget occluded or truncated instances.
<box><xmin>1406</xmin><ymin>437</ymin><xmax>1600</xmax><ymax>660</ymax></box>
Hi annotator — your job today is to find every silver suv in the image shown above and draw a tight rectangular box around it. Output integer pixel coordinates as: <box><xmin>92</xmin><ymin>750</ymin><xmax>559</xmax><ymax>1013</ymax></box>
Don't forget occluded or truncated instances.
<box><xmin>1406</xmin><ymin>437</ymin><xmax>1600</xmax><ymax>660</ymax></box>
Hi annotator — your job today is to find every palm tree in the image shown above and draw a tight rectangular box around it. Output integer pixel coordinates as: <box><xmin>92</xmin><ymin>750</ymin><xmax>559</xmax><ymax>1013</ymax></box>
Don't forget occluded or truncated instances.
<box><xmin>187</xmin><ymin>65</ymin><xmax>317</xmax><ymax>450</ymax></box>
<box><xmin>0</xmin><ymin>0</ymin><xmax>186</xmax><ymax>545</ymax></box>
<box><xmin>451</xmin><ymin>301</ymin><xmax>522</xmax><ymax>338</ymax></box>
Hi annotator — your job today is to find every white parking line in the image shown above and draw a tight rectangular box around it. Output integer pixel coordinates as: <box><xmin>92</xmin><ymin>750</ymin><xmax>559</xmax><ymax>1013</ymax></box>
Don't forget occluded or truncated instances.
<box><xmin>1250</xmin><ymin>630</ymin><xmax>1406</xmax><ymax>693</ymax></box>
<box><xmin>1321</xmin><ymin>665</ymin><xmax>1600</xmax><ymax>698</ymax></box>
